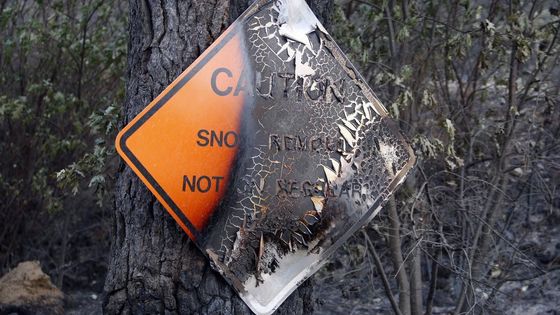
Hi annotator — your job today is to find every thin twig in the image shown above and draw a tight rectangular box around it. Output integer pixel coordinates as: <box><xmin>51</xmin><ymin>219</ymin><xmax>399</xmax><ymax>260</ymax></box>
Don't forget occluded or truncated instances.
<box><xmin>363</xmin><ymin>230</ymin><xmax>404</xmax><ymax>315</ymax></box>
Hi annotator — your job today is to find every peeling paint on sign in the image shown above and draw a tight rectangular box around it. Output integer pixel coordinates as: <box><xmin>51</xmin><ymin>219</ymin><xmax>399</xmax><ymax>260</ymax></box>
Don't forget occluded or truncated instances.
<box><xmin>115</xmin><ymin>0</ymin><xmax>416</xmax><ymax>314</ymax></box>
<box><xmin>275</xmin><ymin>0</ymin><xmax>328</xmax><ymax>48</ymax></box>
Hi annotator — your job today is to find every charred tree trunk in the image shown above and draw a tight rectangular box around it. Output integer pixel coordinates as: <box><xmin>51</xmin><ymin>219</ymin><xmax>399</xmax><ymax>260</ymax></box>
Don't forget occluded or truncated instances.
<box><xmin>103</xmin><ymin>1</ymin><xmax>332</xmax><ymax>314</ymax></box>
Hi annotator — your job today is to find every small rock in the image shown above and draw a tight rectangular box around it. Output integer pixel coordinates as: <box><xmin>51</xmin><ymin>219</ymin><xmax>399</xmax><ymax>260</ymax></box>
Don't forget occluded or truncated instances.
<box><xmin>529</xmin><ymin>213</ymin><xmax>546</xmax><ymax>223</ymax></box>
<box><xmin>0</xmin><ymin>261</ymin><xmax>64</xmax><ymax>315</ymax></box>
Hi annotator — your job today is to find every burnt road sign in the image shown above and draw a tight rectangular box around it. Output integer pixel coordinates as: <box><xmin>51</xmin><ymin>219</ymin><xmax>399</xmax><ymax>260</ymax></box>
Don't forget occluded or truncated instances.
<box><xmin>116</xmin><ymin>0</ymin><xmax>416</xmax><ymax>314</ymax></box>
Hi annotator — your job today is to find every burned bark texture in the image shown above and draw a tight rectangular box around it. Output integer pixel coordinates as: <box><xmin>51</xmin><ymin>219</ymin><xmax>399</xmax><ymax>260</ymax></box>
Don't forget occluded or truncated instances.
<box><xmin>103</xmin><ymin>1</ymin><xmax>332</xmax><ymax>314</ymax></box>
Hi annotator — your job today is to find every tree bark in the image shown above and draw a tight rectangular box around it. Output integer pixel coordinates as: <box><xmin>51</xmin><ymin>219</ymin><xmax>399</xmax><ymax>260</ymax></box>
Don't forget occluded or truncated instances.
<box><xmin>103</xmin><ymin>1</ymin><xmax>332</xmax><ymax>314</ymax></box>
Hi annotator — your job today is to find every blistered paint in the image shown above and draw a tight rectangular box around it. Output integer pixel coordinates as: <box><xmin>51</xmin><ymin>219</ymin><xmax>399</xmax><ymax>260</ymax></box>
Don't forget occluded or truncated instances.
<box><xmin>275</xmin><ymin>0</ymin><xmax>328</xmax><ymax>48</ymax></box>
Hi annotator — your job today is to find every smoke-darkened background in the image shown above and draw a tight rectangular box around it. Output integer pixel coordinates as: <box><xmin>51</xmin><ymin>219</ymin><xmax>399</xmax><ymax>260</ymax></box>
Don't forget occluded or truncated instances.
<box><xmin>0</xmin><ymin>0</ymin><xmax>558</xmax><ymax>314</ymax></box>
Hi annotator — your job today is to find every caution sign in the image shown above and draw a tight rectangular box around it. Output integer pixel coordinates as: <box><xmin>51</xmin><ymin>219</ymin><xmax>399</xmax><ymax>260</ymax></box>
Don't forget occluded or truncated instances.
<box><xmin>116</xmin><ymin>1</ymin><xmax>415</xmax><ymax>314</ymax></box>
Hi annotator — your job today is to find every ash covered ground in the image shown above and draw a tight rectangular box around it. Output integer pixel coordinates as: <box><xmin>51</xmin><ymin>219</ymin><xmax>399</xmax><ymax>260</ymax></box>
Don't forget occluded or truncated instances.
<box><xmin>314</xmin><ymin>212</ymin><xmax>560</xmax><ymax>315</ymax></box>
